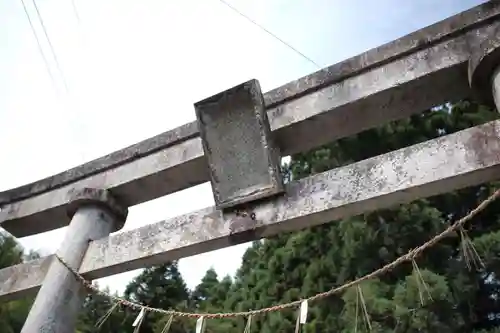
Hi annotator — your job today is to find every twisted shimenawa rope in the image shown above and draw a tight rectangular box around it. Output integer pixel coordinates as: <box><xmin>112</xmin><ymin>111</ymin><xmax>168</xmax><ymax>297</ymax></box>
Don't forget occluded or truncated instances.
<box><xmin>55</xmin><ymin>188</ymin><xmax>500</xmax><ymax>319</ymax></box>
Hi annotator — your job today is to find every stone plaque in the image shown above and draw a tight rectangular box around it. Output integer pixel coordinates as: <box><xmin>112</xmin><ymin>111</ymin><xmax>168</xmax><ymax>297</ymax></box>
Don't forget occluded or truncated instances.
<box><xmin>194</xmin><ymin>79</ymin><xmax>284</xmax><ymax>209</ymax></box>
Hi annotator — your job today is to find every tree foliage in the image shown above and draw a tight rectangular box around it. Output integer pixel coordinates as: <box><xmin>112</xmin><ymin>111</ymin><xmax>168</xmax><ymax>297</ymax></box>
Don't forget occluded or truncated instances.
<box><xmin>0</xmin><ymin>232</ymin><xmax>34</xmax><ymax>333</ymax></box>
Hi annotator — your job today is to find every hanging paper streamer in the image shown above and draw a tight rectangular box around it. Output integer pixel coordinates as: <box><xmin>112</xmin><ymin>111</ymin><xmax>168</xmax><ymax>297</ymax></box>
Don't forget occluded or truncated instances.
<box><xmin>295</xmin><ymin>300</ymin><xmax>308</xmax><ymax>333</ymax></box>
<box><xmin>133</xmin><ymin>308</ymin><xmax>145</xmax><ymax>329</ymax></box>
<box><xmin>299</xmin><ymin>300</ymin><xmax>308</xmax><ymax>324</ymax></box>
<box><xmin>196</xmin><ymin>316</ymin><xmax>206</xmax><ymax>333</ymax></box>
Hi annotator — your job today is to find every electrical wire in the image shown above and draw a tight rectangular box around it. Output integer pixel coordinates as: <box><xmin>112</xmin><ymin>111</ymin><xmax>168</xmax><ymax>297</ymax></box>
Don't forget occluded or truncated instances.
<box><xmin>19</xmin><ymin>0</ymin><xmax>59</xmax><ymax>94</ymax></box>
<box><xmin>31</xmin><ymin>0</ymin><xmax>70</xmax><ymax>93</ymax></box>
<box><xmin>19</xmin><ymin>0</ymin><xmax>88</xmax><ymax>162</ymax></box>
<box><xmin>217</xmin><ymin>0</ymin><xmax>322</xmax><ymax>69</ymax></box>
<box><xmin>71</xmin><ymin>0</ymin><xmax>81</xmax><ymax>25</ymax></box>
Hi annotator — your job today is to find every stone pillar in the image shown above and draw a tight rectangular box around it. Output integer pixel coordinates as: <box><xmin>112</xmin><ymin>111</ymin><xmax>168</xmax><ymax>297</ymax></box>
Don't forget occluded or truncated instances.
<box><xmin>493</xmin><ymin>65</ymin><xmax>500</xmax><ymax>110</ymax></box>
<box><xmin>469</xmin><ymin>26</ymin><xmax>500</xmax><ymax>111</ymax></box>
<box><xmin>21</xmin><ymin>188</ymin><xmax>127</xmax><ymax>333</ymax></box>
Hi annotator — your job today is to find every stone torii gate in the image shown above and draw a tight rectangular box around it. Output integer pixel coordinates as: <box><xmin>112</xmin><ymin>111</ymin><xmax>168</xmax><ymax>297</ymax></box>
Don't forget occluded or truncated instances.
<box><xmin>2</xmin><ymin>2</ymin><xmax>500</xmax><ymax>332</ymax></box>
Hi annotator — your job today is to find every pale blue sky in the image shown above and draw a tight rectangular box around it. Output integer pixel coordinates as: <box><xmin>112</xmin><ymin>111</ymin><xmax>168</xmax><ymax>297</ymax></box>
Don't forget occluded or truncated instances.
<box><xmin>0</xmin><ymin>0</ymin><xmax>486</xmax><ymax>292</ymax></box>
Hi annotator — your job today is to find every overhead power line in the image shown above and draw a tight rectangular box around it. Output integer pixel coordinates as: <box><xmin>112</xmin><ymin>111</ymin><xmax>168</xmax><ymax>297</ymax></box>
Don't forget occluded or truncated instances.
<box><xmin>31</xmin><ymin>0</ymin><xmax>70</xmax><ymax>93</ymax></box>
<box><xmin>18</xmin><ymin>0</ymin><xmax>88</xmax><ymax>162</ymax></box>
<box><xmin>217</xmin><ymin>0</ymin><xmax>321</xmax><ymax>69</ymax></box>
<box><xmin>71</xmin><ymin>0</ymin><xmax>81</xmax><ymax>25</ymax></box>
<box><xmin>19</xmin><ymin>0</ymin><xmax>59</xmax><ymax>93</ymax></box>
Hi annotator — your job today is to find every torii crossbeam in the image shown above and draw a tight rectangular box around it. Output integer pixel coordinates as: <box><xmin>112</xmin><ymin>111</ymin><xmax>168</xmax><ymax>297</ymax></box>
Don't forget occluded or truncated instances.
<box><xmin>2</xmin><ymin>2</ymin><xmax>500</xmax><ymax>332</ymax></box>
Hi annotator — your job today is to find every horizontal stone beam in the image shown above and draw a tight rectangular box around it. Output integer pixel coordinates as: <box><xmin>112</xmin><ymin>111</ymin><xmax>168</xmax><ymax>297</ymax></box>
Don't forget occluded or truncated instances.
<box><xmin>79</xmin><ymin>120</ymin><xmax>500</xmax><ymax>279</ymax></box>
<box><xmin>0</xmin><ymin>256</ymin><xmax>53</xmax><ymax>302</ymax></box>
<box><xmin>1</xmin><ymin>2</ymin><xmax>499</xmax><ymax>237</ymax></box>
<box><xmin>2</xmin><ymin>120</ymin><xmax>500</xmax><ymax>302</ymax></box>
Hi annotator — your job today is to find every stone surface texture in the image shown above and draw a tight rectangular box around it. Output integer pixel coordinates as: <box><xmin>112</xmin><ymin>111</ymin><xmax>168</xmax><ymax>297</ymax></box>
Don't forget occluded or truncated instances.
<box><xmin>195</xmin><ymin>79</ymin><xmax>283</xmax><ymax>209</ymax></box>
<box><xmin>3</xmin><ymin>120</ymin><xmax>500</xmax><ymax>301</ymax></box>
<box><xmin>66</xmin><ymin>187</ymin><xmax>128</xmax><ymax>231</ymax></box>
<box><xmin>78</xmin><ymin>120</ymin><xmax>500</xmax><ymax>280</ymax></box>
<box><xmin>0</xmin><ymin>256</ymin><xmax>53</xmax><ymax>302</ymax></box>
<box><xmin>20</xmin><ymin>205</ymin><xmax>119</xmax><ymax>333</ymax></box>
<box><xmin>0</xmin><ymin>2</ymin><xmax>497</xmax><ymax>230</ymax></box>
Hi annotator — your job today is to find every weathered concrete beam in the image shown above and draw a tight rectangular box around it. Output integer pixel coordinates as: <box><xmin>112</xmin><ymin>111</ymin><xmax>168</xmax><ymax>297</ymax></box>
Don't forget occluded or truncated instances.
<box><xmin>2</xmin><ymin>2</ymin><xmax>500</xmax><ymax>237</ymax></box>
<box><xmin>3</xmin><ymin>120</ymin><xmax>500</xmax><ymax>302</ymax></box>
<box><xmin>0</xmin><ymin>256</ymin><xmax>53</xmax><ymax>302</ymax></box>
<box><xmin>1</xmin><ymin>138</ymin><xmax>207</xmax><ymax>236</ymax></box>
<box><xmin>79</xmin><ymin>120</ymin><xmax>500</xmax><ymax>280</ymax></box>
<box><xmin>8</xmin><ymin>1</ymin><xmax>499</xmax><ymax>208</ymax></box>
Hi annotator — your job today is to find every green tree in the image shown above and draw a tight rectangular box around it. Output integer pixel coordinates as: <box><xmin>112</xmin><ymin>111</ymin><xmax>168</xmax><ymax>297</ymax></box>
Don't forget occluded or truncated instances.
<box><xmin>189</xmin><ymin>269</ymin><xmax>234</xmax><ymax>332</ymax></box>
<box><xmin>192</xmin><ymin>268</ymin><xmax>220</xmax><ymax>309</ymax></box>
<box><xmin>76</xmin><ymin>283</ymin><xmax>128</xmax><ymax>333</ymax></box>
<box><xmin>211</xmin><ymin>101</ymin><xmax>500</xmax><ymax>332</ymax></box>
<box><xmin>0</xmin><ymin>232</ymin><xmax>23</xmax><ymax>268</ymax></box>
<box><xmin>0</xmin><ymin>232</ymin><xmax>35</xmax><ymax>333</ymax></box>
<box><xmin>42</xmin><ymin>100</ymin><xmax>500</xmax><ymax>332</ymax></box>
<box><xmin>124</xmin><ymin>262</ymin><xmax>190</xmax><ymax>333</ymax></box>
